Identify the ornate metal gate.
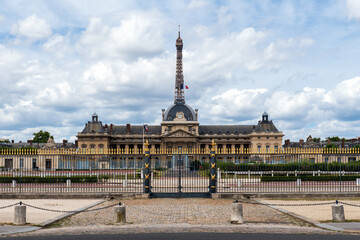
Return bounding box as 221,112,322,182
143,142,214,197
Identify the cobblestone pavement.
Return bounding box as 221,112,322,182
57,198,311,226
9,198,336,236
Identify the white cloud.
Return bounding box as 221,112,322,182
11,14,51,40
347,0,360,20
197,76,360,140
77,11,166,60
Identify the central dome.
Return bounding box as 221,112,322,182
164,103,197,121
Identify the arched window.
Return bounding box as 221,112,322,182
99,144,104,149
81,144,87,149
90,144,95,149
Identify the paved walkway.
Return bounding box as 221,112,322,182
2,198,360,237
0,199,104,236
261,199,360,222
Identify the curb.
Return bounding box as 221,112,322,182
254,199,343,232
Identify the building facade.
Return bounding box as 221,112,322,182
76,31,284,164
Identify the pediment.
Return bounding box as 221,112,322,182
165,129,196,138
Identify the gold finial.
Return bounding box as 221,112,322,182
144,140,149,151
211,139,216,147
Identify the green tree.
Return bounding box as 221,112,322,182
32,130,53,143
312,137,321,142
327,136,340,142
325,143,338,149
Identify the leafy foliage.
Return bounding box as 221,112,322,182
32,130,53,143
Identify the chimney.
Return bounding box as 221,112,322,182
285,139,290,147
27,140,33,147
126,124,131,134
105,124,108,128
299,139,304,147
75,140,78,148
110,124,113,134
162,109,165,120
63,139,68,148
341,138,345,148
195,109,198,120
11,140,14,143
327,138,330,144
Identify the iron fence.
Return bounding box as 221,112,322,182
0,148,360,194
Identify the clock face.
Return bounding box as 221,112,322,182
178,114,183,119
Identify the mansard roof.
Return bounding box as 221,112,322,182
199,125,255,135
112,125,162,135
199,122,279,135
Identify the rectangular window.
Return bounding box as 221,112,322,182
258,145,261,153
5,159,13,170
32,158,37,170
324,157,329,163
20,158,24,169
46,159,52,170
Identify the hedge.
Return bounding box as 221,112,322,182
0,176,98,183
215,162,360,172
261,175,360,182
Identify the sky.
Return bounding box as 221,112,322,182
1,0,360,143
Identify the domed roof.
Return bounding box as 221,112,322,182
164,103,197,121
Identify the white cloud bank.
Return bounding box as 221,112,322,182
347,0,360,20
201,76,360,141
11,14,51,40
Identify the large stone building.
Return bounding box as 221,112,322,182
77,30,284,164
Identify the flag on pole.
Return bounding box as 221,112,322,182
185,85,189,89
143,124,148,132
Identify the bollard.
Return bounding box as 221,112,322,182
14,204,26,225
115,202,126,224
248,170,251,178
332,203,345,222
230,200,244,224
141,169,144,179
356,178,360,186
296,179,301,186
271,170,274,177
237,179,241,187
66,179,71,187
12,180,16,188
123,173,128,187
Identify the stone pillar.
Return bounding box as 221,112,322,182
143,140,151,193
230,201,244,224
209,140,217,193
14,205,26,225
332,204,345,222
66,179,71,187
114,203,126,224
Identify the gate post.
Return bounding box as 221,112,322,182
209,140,217,193
143,140,151,193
